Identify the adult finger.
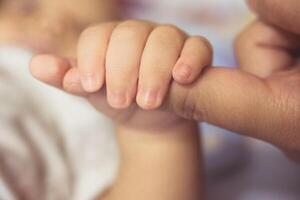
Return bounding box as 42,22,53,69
167,67,300,154
247,0,300,35
235,20,300,78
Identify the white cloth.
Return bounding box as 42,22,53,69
0,46,118,200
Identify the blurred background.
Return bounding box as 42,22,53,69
0,0,299,200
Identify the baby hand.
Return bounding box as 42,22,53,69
76,20,212,109
30,20,212,129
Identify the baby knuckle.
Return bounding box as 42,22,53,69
158,24,183,36
114,25,140,39
191,36,211,48
80,23,116,42
189,36,213,57
152,25,185,43
149,25,184,49
118,20,144,28
80,25,101,39
116,20,153,35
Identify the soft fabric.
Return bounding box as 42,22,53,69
0,46,118,200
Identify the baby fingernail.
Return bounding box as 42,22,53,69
175,64,192,81
139,89,159,109
81,73,100,92
108,91,127,108
68,69,81,83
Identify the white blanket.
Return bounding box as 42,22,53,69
0,46,118,200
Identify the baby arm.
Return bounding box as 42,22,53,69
99,122,204,200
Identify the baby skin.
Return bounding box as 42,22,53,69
30,20,213,200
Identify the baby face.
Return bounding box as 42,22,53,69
0,0,118,56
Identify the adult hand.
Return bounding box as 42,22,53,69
246,0,300,35
168,0,300,160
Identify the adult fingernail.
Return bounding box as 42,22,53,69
81,73,100,92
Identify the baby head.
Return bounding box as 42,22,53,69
0,0,118,56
